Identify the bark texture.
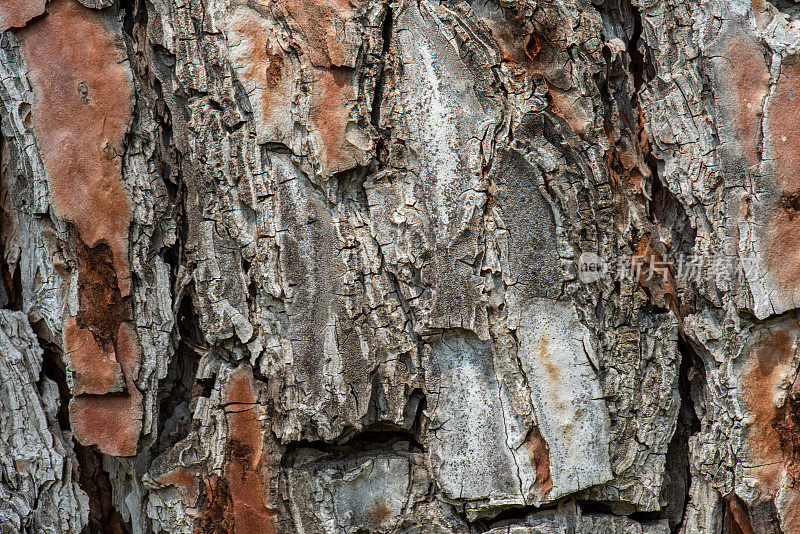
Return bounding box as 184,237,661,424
1,0,799,531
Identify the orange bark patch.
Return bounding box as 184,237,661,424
777,485,800,534
156,466,201,506
65,317,124,395
229,14,286,124
724,494,757,534
156,467,199,488
18,0,143,458
0,0,45,32
538,336,561,383
764,60,800,296
18,0,133,296
548,87,590,135
474,7,534,67
309,67,353,173
770,59,800,192
766,204,800,292
70,322,143,457
524,426,552,498
281,0,352,67
223,367,275,534
742,320,798,495
724,36,769,166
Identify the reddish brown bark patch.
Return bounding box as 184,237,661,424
770,59,800,192
65,317,125,395
309,67,354,173
281,0,352,68
548,87,591,135
766,205,800,293
229,14,286,124
18,0,134,296
764,59,800,295
742,320,799,494
724,494,757,534
0,0,46,32
724,36,769,166
155,466,202,508
222,367,275,534
75,241,129,341
17,1,143,456
524,426,552,498
70,322,143,457
363,501,393,531
631,234,680,317
156,467,199,488
195,476,235,534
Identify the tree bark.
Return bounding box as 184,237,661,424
0,0,797,531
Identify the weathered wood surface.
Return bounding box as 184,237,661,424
1,0,800,532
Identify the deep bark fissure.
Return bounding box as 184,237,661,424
668,336,703,533
74,443,132,534
151,290,204,457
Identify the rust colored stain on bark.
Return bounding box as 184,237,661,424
18,0,134,296
742,321,798,495
538,336,561,384
195,476,235,534
770,60,800,192
524,426,552,498
70,322,143,457
0,0,46,32
724,37,769,167
65,317,125,395
363,501,393,530
310,67,353,173
282,0,352,67
222,367,275,534
548,87,591,135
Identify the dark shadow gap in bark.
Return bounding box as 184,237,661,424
722,492,784,534
473,503,554,532
121,0,148,41
151,287,204,457
665,335,703,533
28,324,131,534
0,249,21,311
370,2,393,131
38,338,71,432
765,0,800,19
281,426,424,468
75,442,132,534
0,135,21,312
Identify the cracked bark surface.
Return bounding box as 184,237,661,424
2,0,800,532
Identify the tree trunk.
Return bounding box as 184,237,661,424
0,0,796,531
